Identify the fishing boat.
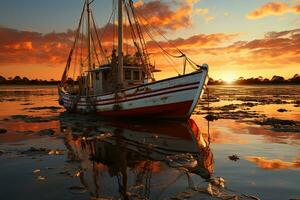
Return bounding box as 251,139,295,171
58,0,209,119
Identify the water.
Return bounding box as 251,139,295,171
0,85,299,200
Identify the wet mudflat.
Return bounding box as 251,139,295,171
0,85,299,200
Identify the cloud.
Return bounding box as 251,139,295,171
0,27,75,65
0,0,201,66
232,29,300,66
247,2,300,19
0,25,239,66
246,156,300,170
184,28,300,71
134,0,196,30
195,8,215,22
147,33,238,51
0,25,299,81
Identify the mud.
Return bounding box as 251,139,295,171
11,115,58,123
256,118,300,132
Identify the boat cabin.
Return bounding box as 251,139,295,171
90,64,146,95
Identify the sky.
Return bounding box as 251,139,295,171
0,0,299,81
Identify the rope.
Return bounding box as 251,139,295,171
91,12,109,63
98,1,117,45
131,3,184,59
112,0,116,50
128,0,202,74
127,2,153,79
206,86,211,145
90,33,101,66
60,1,86,86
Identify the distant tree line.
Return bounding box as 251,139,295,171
208,74,300,85
1,74,300,85
0,75,60,85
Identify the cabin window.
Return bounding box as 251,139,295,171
125,70,131,80
103,72,107,80
96,72,100,80
133,71,140,80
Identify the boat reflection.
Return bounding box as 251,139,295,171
60,117,213,199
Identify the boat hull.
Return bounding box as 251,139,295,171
59,69,208,119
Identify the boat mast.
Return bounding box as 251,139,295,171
117,0,124,87
86,0,92,70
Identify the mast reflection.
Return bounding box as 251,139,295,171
60,117,214,199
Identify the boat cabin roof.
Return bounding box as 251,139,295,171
87,65,143,73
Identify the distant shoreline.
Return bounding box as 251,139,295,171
0,82,59,86
208,83,300,86
1,82,299,86
208,74,300,85
1,74,299,86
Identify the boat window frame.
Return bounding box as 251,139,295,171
133,70,140,80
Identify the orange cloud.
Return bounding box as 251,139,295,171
246,156,300,170
147,33,238,51
134,0,195,30
195,8,215,22
0,27,74,65
247,2,300,19
180,28,300,72
0,25,238,66
0,24,299,81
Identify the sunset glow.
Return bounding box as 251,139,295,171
0,0,299,80
220,72,237,83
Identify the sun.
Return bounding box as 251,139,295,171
221,73,236,83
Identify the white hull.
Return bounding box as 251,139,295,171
59,69,208,119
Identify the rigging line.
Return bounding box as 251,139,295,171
124,3,139,45
186,57,199,70
125,4,150,79
207,86,211,145
133,13,180,76
136,24,152,75
124,12,129,55
137,15,184,60
124,3,142,61
79,14,85,93
91,12,109,63
72,22,81,80
139,19,180,73
90,32,101,66
130,2,198,73
112,0,116,49
72,1,86,52
125,3,155,78
161,52,180,75
98,1,117,41
136,12,179,74
128,2,153,79
128,1,149,54
131,3,184,58
61,1,86,83
127,3,149,60
88,0,95,5
134,11,188,62
80,13,85,73
73,38,79,79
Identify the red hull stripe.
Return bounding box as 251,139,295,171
63,85,198,106
62,81,200,104
94,81,200,103
95,86,198,106
96,100,193,118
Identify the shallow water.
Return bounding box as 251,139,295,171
0,85,299,200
